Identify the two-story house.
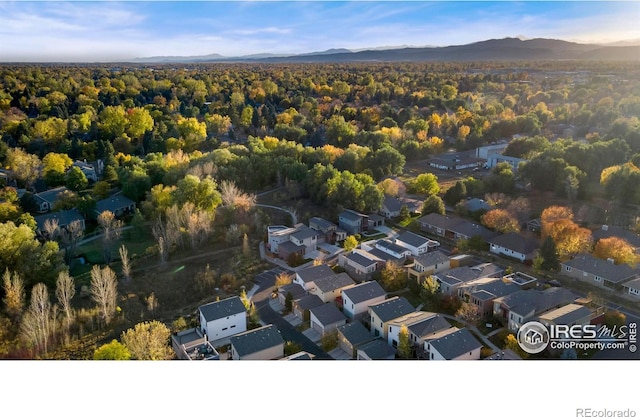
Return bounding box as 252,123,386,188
369,296,415,339
198,296,247,343
407,250,451,284
341,280,387,320
393,231,440,256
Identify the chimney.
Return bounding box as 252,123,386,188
602,225,609,231
607,258,615,264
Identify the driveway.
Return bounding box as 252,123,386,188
303,328,322,344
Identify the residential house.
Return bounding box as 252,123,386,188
538,303,593,328
493,287,578,331
503,272,538,290
418,213,465,238
393,230,440,256
561,253,638,290
198,296,247,343
292,294,324,321
424,327,482,360
457,278,521,316
463,198,491,213
356,339,396,360
72,160,98,182
337,321,377,359
367,213,385,230
171,327,219,360
379,196,423,219
267,223,320,260
309,303,347,337
434,263,504,294
309,217,338,244
369,296,415,339
341,280,387,320
428,154,483,171
339,209,368,235
289,225,319,254
339,249,383,282
94,194,136,218
34,186,70,213
230,324,285,360
386,311,451,350
311,272,355,303
622,277,640,299
488,232,540,263
293,264,335,292
277,282,306,308
267,225,296,254
592,225,640,254
34,209,85,237
370,239,411,261
448,221,496,241
277,241,305,262
407,250,451,284
526,218,542,234
485,153,524,172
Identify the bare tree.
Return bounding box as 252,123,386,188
21,283,51,354
90,265,118,325
43,218,60,241
146,292,159,317
119,245,132,281
2,269,25,322
55,270,75,329
152,220,170,265
220,180,256,211
60,220,84,263
97,211,122,264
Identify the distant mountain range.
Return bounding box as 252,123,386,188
132,37,640,63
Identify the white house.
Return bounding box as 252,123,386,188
386,311,451,349
230,325,285,360
424,327,482,360
198,296,247,343
373,239,412,260
488,232,539,263
622,277,640,299
341,280,387,320
394,231,440,256
369,296,415,339
267,225,296,254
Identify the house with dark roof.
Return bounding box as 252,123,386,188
369,296,415,339
293,264,335,291
357,339,396,360
338,209,368,235
34,209,85,236
337,321,377,359
309,303,347,337
407,250,451,284
311,272,355,303
379,196,423,219
592,225,640,253
309,217,338,244
289,224,319,254
198,296,247,343
434,263,504,294
341,280,387,320
622,277,640,299
292,294,324,321
94,193,136,218
538,303,593,327
489,232,540,263
448,221,497,241
493,287,578,331
560,253,638,290
463,198,491,213
457,278,521,316
425,327,483,360
34,186,70,213
230,324,285,360
277,282,306,308
394,230,440,256
339,249,383,282
371,239,411,260
386,311,451,351
418,213,465,238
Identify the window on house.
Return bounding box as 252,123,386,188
431,353,434,359
222,327,228,331
231,325,236,328
595,276,602,282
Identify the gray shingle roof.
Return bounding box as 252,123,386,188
465,279,521,301
296,264,335,283
538,304,592,325
95,194,135,214
449,221,497,240
429,327,482,359
35,186,70,204
408,314,451,338
562,253,637,283
342,280,386,304
314,272,355,293
593,225,640,248
310,303,346,326
291,225,319,241
345,251,379,269
465,198,491,212
278,283,306,300
340,209,366,222
309,217,336,231
294,294,324,310
414,250,450,267
376,239,410,255
337,321,376,346
396,231,431,248
623,277,640,291
357,339,396,359
435,264,503,286
499,287,577,317
369,296,415,322
199,296,246,322
34,209,84,230
230,324,284,357
489,232,540,254
418,213,465,230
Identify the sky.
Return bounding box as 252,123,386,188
1,1,639,62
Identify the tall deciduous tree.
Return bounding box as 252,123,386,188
538,236,560,271
412,173,440,196
4,148,42,189
2,269,25,322
593,237,637,266
343,235,358,252
21,283,51,354
97,210,122,264
55,270,75,329
422,195,445,215
397,324,412,359
65,166,88,191
90,265,118,325
121,320,174,360
481,209,520,233
119,245,132,281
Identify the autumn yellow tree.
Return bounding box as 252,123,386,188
593,237,638,266
540,205,573,239
547,219,592,257
481,209,520,233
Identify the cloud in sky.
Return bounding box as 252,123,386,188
0,1,638,62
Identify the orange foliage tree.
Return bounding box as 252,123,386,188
593,237,638,266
